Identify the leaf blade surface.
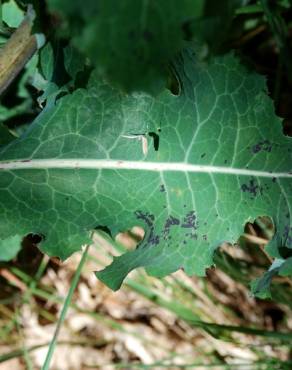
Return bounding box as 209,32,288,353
0,50,291,291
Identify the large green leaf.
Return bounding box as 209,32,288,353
46,0,244,92
47,0,199,92
0,49,291,292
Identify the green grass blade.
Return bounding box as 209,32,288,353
41,244,90,370
125,279,292,341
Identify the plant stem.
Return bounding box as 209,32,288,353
85,358,292,369
41,244,90,370
0,339,107,364
15,306,33,370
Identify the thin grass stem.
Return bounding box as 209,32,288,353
41,244,90,370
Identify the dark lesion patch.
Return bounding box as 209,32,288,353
181,211,199,243
159,184,166,193
181,210,198,229
251,140,273,154
185,232,197,240
134,210,160,247
135,209,201,248
241,178,263,199
163,215,180,240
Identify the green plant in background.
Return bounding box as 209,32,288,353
46,0,246,93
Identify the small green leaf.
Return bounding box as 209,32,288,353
2,0,24,28
251,259,284,299
40,43,54,81
63,45,86,80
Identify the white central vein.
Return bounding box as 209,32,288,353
0,159,291,178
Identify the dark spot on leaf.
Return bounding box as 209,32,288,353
251,140,273,154
272,177,277,183
148,234,160,246
181,211,197,229
135,210,159,246
241,178,262,198
135,210,154,227
159,184,166,193
163,215,180,239
201,153,206,158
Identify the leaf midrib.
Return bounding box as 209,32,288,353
0,159,291,179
